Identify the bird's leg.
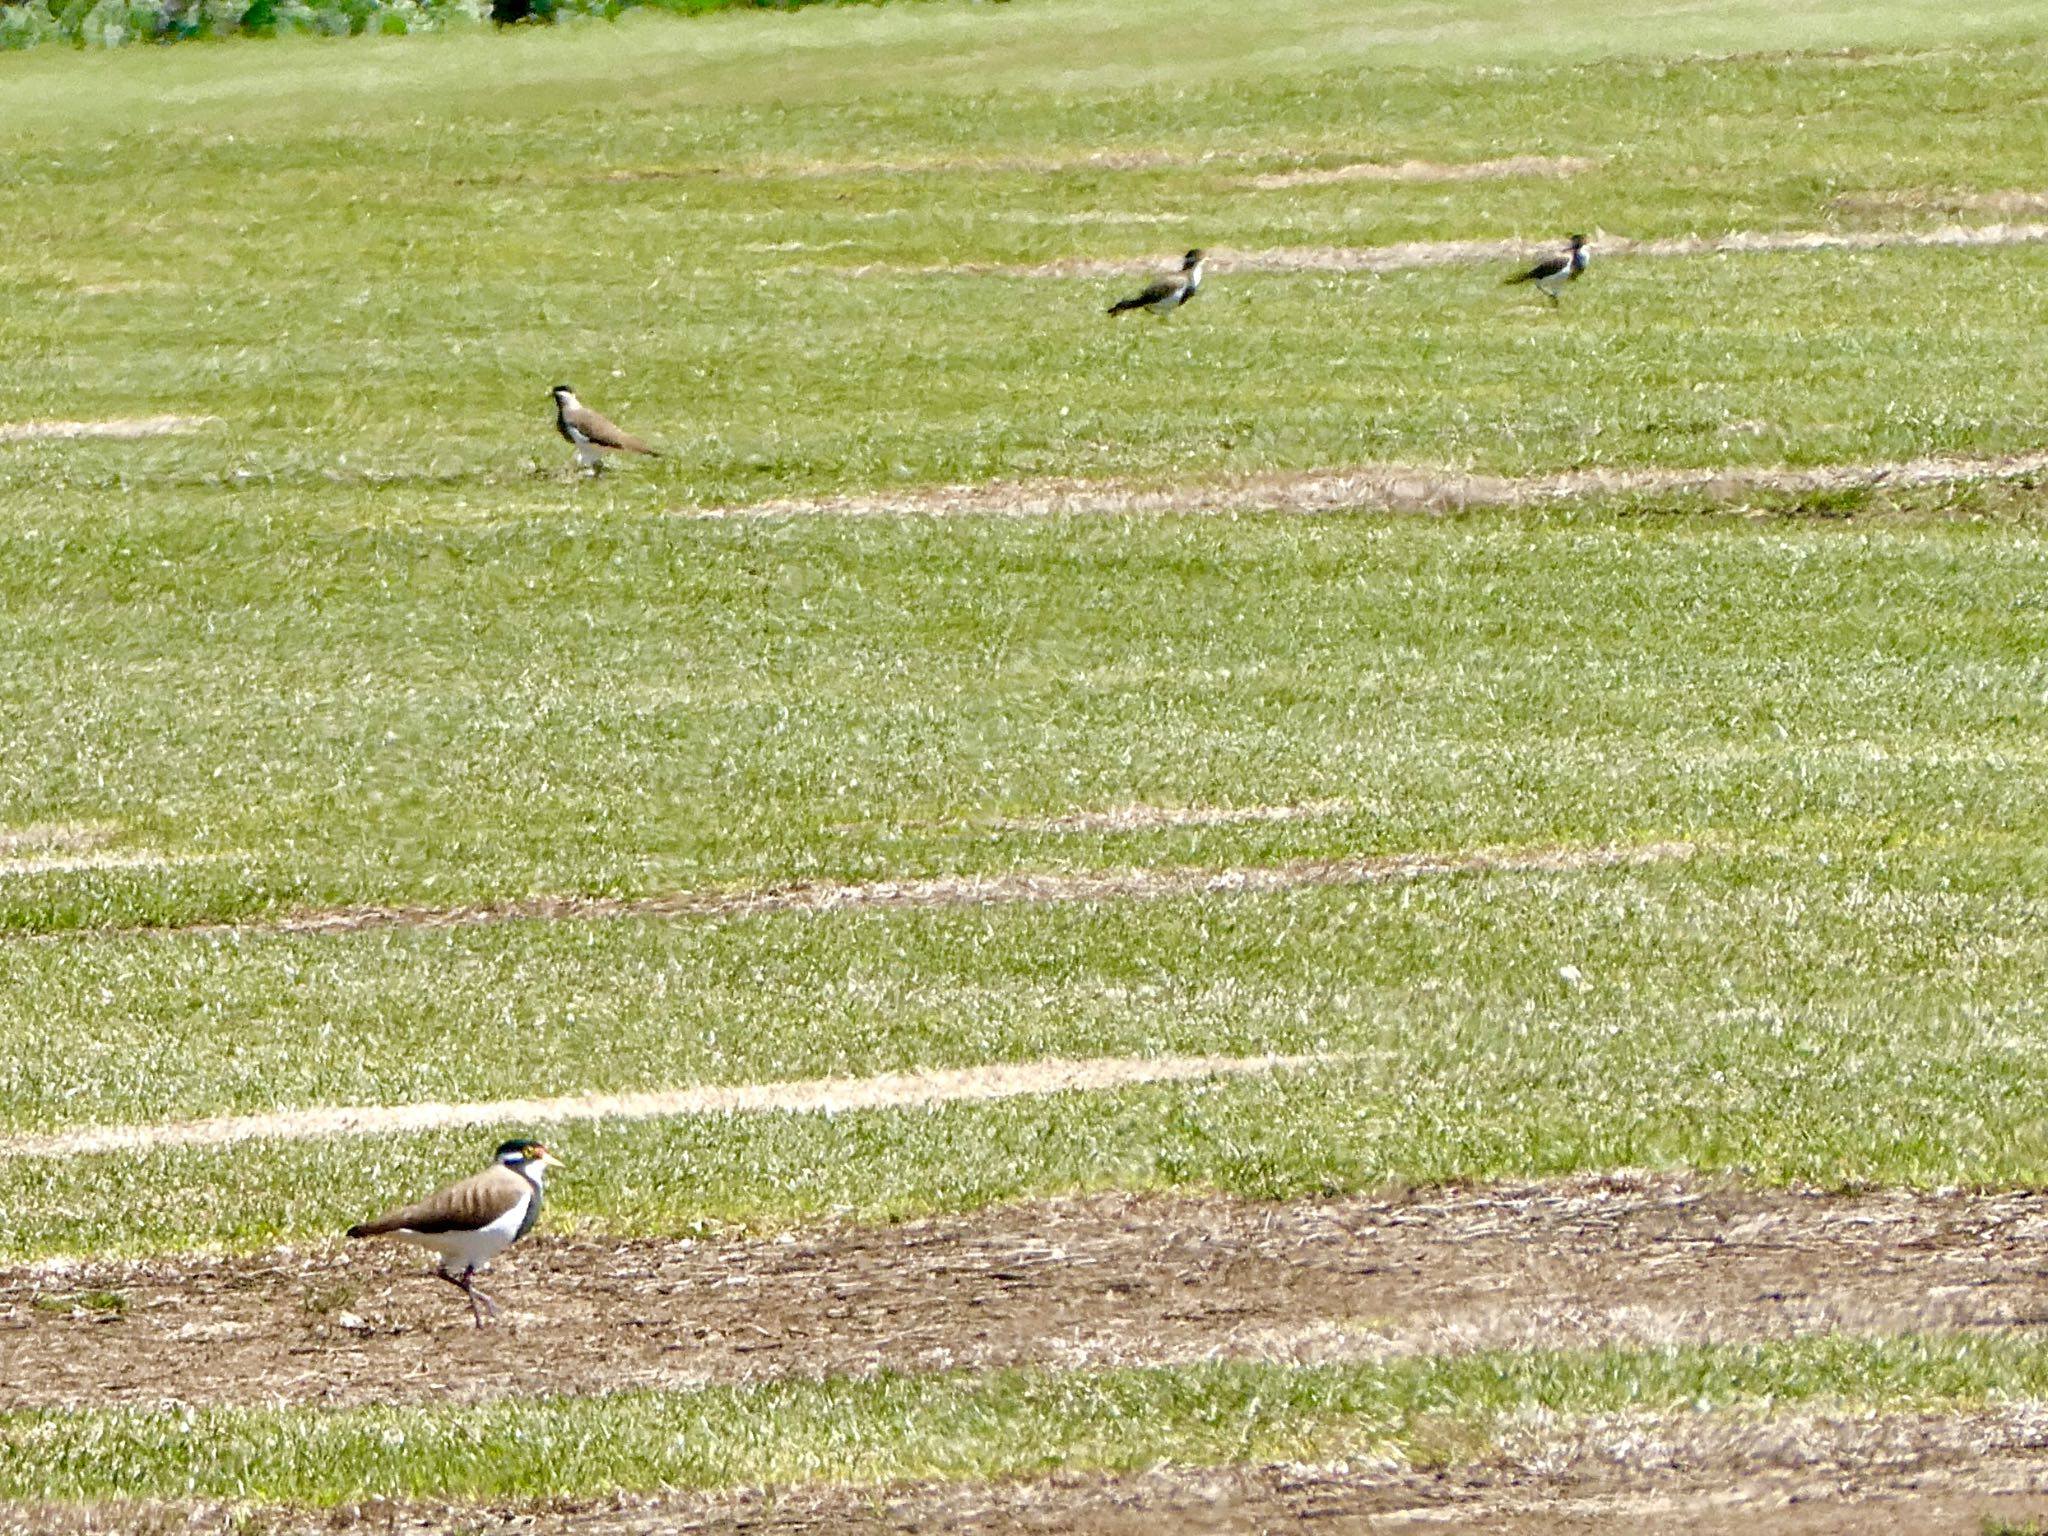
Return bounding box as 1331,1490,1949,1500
432,1265,488,1326
1547,290,1561,308
455,1266,493,1327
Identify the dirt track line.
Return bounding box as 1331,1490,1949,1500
10,1177,2048,1417
73,838,1685,942
890,221,2048,279
694,452,2048,522
0,1050,1345,1160
0,415,217,442
591,151,1590,185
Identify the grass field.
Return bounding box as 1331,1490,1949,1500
7,0,2048,1529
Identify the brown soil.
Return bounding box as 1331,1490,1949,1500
698,452,2048,523
15,1177,2048,1533
0,1049,1337,1159
10,1175,2048,1416
15,1176,2048,1533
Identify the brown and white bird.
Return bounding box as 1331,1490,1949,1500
1505,234,1589,305
346,1139,559,1326
1107,249,1206,317
551,385,658,472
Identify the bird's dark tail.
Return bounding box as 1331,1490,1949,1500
1107,298,1141,315
345,1223,374,1239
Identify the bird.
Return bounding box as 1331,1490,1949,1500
551,385,658,472
1505,234,1588,305
1107,249,1206,317
346,1138,559,1327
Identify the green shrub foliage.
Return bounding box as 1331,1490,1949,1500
0,0,869,48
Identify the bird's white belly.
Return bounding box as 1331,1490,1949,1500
395,1196,529,1274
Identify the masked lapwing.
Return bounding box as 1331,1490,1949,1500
1108,249,1206,317
347,1138,559,1326
1505,234,1588,306
551,385,658,473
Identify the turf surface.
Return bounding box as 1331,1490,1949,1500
9,0,2048,1519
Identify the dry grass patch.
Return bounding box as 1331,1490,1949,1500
0,1050,1340,1159
0,825,120,859
895,222,2048,279
0,824,225,878
988,799,1357,834
0,415,217,443
1243,154,1596,189
694,453,2048,522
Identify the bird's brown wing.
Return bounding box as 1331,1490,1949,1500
348,1163,529,1237
566,404,657,456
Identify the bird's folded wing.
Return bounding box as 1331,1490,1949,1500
569,408,655,455
349,1164,527,1236
1509,256,1566,284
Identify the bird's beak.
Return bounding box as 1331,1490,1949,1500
540,1147,564,1167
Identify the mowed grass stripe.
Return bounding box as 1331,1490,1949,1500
0,1050,1339,1160
9,1336,2048,1505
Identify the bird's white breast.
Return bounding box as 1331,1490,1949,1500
395,1190,532,1274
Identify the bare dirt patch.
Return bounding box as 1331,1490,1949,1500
1244,154,1595,189
894,222,2048,280
9,1176,2048,1416
0,1050,1338,1160
698,453,2048,523
0,415,217,443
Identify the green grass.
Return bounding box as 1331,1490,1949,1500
4,511,2048,932
6,2,2048,503
6,1334,2048,1503
12,954,2048,1254
11,0,2048,1514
